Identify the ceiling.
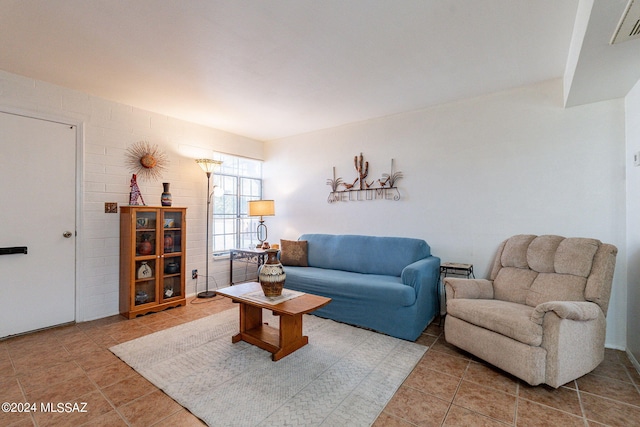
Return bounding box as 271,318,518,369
0,0,639,141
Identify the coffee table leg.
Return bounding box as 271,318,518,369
273,313,308,361
233,303,262,343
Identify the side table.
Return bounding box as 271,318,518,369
229,248,267,285
439,262,475,324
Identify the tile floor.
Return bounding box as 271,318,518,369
1,296,639,427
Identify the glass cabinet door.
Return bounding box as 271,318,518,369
135,210,157,256
134,210,158,305
162,210,182,254
162,256,182,300
161,210,183,301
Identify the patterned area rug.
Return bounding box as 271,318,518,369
110,308,426,426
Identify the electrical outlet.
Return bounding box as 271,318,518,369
192,269,198,279
105,202,118,213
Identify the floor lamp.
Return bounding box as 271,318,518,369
196,158,222,298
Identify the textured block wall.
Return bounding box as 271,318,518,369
0,70,263,321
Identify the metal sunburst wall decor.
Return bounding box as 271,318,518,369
125,141,169,181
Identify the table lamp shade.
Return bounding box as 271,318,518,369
248,200,275,217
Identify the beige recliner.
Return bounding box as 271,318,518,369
444,234,617,388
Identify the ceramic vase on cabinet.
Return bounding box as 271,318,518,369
259,249,286,297
137,234,153,255
164,261,179,275
161,182,172,206
164,233,173,252
137,261,152,279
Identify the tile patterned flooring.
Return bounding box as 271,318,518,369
1,296,639,426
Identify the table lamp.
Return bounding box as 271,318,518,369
248,200,275,247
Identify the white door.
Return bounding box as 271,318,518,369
0,111,76,338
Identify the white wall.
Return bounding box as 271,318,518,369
1,69,629,349
0,70,263,322
625,79,640,365
265,79,628,349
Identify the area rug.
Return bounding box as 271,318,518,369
110,308,427,426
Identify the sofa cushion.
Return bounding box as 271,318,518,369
447,299,542,346
299,234,430,276
284,266,416,307
280,239,308,266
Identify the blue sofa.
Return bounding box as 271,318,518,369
282,234,440,341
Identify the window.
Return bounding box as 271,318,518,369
212,153,263,255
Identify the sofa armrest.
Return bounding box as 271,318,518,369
401,257,440,296
444,278,494,300
531,301,602,325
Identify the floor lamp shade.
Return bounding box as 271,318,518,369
248,200,275,244
196,158,222,174
196,158,222,298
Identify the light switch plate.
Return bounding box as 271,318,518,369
105,202,118,213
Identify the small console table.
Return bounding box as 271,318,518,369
439,262,475,323
440,262,475,280
229,248,267,285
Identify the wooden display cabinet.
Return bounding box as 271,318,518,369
119,206,187,318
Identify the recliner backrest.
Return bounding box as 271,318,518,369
489,234,617,314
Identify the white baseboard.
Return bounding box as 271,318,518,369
627,349,640,375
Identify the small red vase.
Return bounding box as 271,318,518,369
164,234,174,253
137,234,153,255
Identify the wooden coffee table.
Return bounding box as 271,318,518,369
216,282,331,361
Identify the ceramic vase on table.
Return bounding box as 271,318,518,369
259,249,286,297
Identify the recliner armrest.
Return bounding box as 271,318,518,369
444,278,494,300
530,301,602,325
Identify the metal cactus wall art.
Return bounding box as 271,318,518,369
327,153,403,203
354,152,370,190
